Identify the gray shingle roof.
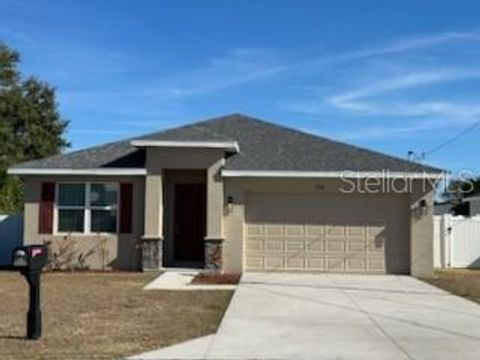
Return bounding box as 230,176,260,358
12,114,443,173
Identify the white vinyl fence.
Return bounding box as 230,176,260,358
434,215,480,268
0,214,23,266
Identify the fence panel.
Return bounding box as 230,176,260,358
450,216,480,268
433,215,442,268
434,215,480,268
0,214,24,266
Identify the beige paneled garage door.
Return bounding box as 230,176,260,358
245,193,409,274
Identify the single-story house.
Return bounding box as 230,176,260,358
463,195,480,216
434,202,454,216
9,114,443,276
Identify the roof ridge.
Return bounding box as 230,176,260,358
218,113,439,172
11,113,444,173
187,124,234,141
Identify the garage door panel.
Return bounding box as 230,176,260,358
285,224,304,237
367,235,385,253
306,225,326,237
346,258,366,272
265,256,284,269
246,256,264,270
326,257,345,271
326,239,345,253
306,239,324,252
285,240,305,252
326,225,345,238
245,193,408,274
265,239,283,253
247,238,264,252
347,239,367,252
246,223,264,237
265,224,284,237
286,256,305,269
307,257,325,270
346,226,366,239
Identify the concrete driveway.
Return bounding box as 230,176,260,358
132,273,480,360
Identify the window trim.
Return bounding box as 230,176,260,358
54,182,119,236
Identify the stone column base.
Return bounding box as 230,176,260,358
141,236,163,271
204,237,224,271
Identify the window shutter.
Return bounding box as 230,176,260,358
120,183,133,233
39,182,55,234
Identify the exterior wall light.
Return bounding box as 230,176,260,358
226,195,234,214
419,199,428,216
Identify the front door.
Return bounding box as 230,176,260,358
174,183,206,263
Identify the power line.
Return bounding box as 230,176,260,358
423,120,480,156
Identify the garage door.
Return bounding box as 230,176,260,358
245,193,409,274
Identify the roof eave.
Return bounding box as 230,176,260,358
221,170,445,179
7,168,147,176
463,196,480,202
130,140,240,153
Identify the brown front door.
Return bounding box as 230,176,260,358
174,183,206,262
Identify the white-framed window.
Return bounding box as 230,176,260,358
55,182,119,234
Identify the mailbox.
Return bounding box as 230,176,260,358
13,245,48,270
12,245,48,340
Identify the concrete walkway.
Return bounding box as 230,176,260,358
132,273,480,360
144,268,236,291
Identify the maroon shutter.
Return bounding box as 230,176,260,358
120,183,133,233
39,182,55,234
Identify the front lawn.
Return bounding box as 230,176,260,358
424,269,480,304
0,272,233,360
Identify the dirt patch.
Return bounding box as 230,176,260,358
191,272,241,285
0,271,232,360
423,269,480,304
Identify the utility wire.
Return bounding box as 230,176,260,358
423,120,480,156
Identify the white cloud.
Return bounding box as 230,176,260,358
326,69,480,116
389,101,480,118
159,30,480,98
156,48,292,98
64,30,480,104
59,48,291,105
341,31,480,60
50,29,480,111
327,98,480,119
298,30,480,74
304,116,479,141
330,69,477,103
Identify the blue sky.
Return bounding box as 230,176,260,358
1,0,480,174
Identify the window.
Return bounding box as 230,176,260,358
90,183,118,233
57,184,85,232
56,183,118,233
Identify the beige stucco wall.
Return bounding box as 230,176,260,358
206,157,225,239
144,173,163,239
23,175,145,270
223,177,435,276
21,166,436,276
143,147,226,268
410,180,435,277
146,148,225,171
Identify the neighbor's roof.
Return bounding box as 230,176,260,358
10,113,443,174
463,195,480,202
434,202,453,215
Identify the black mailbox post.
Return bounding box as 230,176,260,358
12,245,48,340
